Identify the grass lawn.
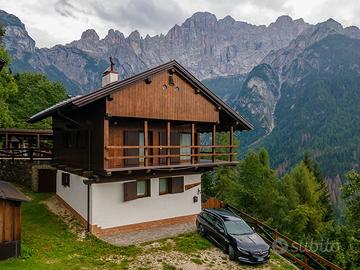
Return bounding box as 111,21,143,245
0,189,296,270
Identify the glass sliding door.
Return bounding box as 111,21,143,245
180,133,191,161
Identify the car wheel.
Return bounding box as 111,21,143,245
198,224,205,236
228,245,236,261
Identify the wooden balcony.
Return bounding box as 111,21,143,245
104,144,238,174
102,119,238,175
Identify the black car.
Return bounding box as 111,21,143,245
196,208,270,264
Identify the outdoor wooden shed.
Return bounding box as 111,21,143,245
0,181,28,260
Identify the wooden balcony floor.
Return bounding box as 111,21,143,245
105,159,238,173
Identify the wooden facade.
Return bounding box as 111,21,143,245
106,70,219,122
28,60,252,180
0,181,28,261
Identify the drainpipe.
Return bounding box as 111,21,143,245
87,182,91,233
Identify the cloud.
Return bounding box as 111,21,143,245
91,0,188,36
54,0,93,18
27,26,64,47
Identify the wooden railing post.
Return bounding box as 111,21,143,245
29,148,33,163
229,126,234,161
197,132,201,163
104,116,109,169
144,120,149,166
166,121,171,165
191,123,195,164
212,125,216,163
5,133,9,148
36,134,40,148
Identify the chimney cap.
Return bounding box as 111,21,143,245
102,56,118,75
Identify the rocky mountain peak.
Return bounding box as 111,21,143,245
316,18,343,33
103,29,124,43
274,15,293,25
182,11,217,29
0,10,35,54
80,29,99,42
128,30,141,41
219,15,236,25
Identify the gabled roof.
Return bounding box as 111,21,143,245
28,60,253,130
0,181,29,202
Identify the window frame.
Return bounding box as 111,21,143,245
214,216,226,233
136,179,150,198
159,177,171,195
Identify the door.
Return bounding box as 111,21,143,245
170,132,180,164
159,132,180,165
38,169,56,192
124,131,140,167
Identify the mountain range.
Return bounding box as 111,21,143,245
0,10,309,94
1,10,359,205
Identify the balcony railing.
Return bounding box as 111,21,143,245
0,148,53,161
105,145,237,169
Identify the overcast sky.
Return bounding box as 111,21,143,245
1,0,359,48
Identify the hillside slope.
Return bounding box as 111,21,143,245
204,27,360,205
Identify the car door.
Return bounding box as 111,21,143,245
199,212,214,236
212,217,229,250
201,213,226,248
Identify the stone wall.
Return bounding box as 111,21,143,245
0,160,34,187
0,160,54,190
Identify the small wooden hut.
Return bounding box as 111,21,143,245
0,181,28,260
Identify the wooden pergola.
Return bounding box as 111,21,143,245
0,128,53,149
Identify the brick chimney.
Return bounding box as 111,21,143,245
102,56,118,87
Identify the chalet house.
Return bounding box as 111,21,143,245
28,60,252,235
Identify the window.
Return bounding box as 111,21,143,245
159,178,171,195
61,172,70,187
139,132,144,163
224,219,254,235
137,179,150,198
214,218,225,232
202,212,216,225
180,133,191,161
124,179,151,201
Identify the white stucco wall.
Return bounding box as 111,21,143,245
91,174,202,229
56,170,88,220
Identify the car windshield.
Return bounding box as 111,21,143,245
224,219,254,235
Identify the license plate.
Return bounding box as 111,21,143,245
257,257,264,262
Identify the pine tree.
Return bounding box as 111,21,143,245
303,151,334,221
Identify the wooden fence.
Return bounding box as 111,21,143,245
0,148,52,162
